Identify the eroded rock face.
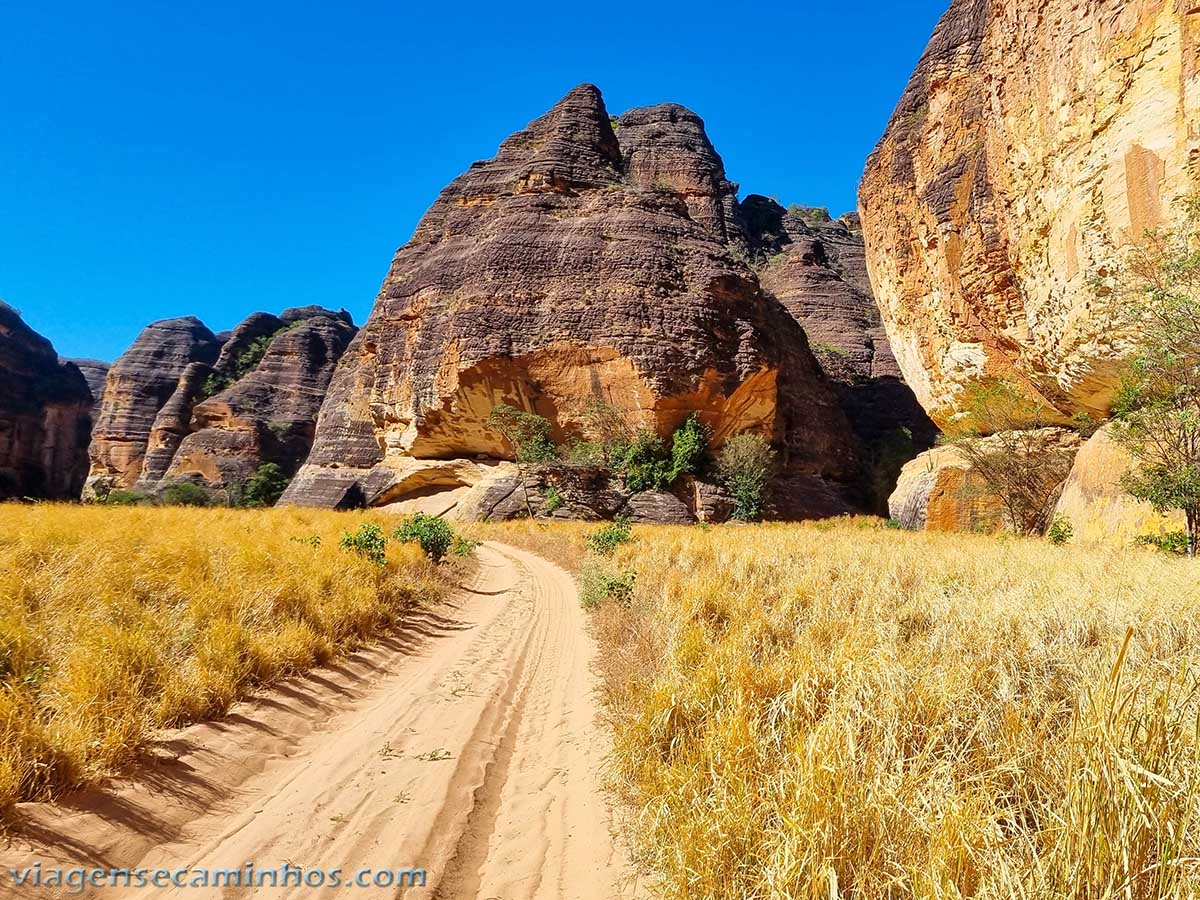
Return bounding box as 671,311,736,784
743,196,938,511
65,359,110,419
859,0,1199,425
283,84,858,511
0,303,94,499
86,317,222,493
86,309,355,496
161,309,356,489
1053,425,1185,544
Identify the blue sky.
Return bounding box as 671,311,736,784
2,0,946,362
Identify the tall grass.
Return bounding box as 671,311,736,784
0,505,443,814
484,519,1200,899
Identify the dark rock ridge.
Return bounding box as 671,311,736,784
64,358,110,419
741,196,938,511
0,302,94,499
85,308,355,496
281,84,862,516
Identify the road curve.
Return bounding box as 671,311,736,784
4,542,644,900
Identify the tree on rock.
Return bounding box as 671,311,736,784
1106,196,1200,556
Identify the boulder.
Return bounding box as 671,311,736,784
889,428,1080,533
0,302,94,499
620,489,695,525
859,0,1199,425
1052,425,1186,545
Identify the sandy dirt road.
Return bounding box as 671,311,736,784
3,543,644,899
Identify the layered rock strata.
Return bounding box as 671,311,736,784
859,0,1200,425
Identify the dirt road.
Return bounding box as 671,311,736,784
4,543,644,899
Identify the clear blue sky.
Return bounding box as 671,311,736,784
2,0,946,362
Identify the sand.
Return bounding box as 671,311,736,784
3,543,644,899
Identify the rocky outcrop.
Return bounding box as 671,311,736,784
159,308,356,489
86,308,355,497
282,84,858,514
743,196,938,511
1053,425,1185,544
890,428,1079,532
889,444,1004,532
859,0,1199,425
65,359,109,419
86,317,222,493
0,303,94,499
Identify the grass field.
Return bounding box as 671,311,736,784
0,505,445,814
481,519,1200,900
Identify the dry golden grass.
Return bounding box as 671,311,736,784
482,518,1200,900
0,504,446,814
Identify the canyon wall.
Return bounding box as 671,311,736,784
860,0,1200,427
0,303,94,499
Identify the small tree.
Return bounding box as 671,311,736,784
717,433,776,521
1103,196,1200,555
668,413,709,482
242,463,290,507
941,380,1073,535
486,404,558,464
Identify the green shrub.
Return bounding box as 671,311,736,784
451,534,480,559
618,430,671,492
486,404,559,464
578,559,635,610
668,414,709,482
586,516,633,556
242,463,290,507
1046,514,1074,546
340,523,388,566
103,489,148,506
1135,531,1190,556
392,513,455,562
289,534,322,549
541,484,564,514
161,482,212,507
717,433,776,521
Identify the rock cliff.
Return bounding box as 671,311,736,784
282,84,860,513
859,0,1200,425
743,196,938,510
86,317,223,493
86,308,355,497
65,358,110,419
0,302,94,499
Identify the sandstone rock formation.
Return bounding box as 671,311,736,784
1053,425,1185,544
889,443,1004,533
86,308,355,496
159,308,356,490
0,303,94,499
743,196,938,510
65,358,110,419
282,84,859,516
890,428,1079,532
859,0,1199,426
86,317,222,493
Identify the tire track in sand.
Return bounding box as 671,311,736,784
2,543,644,900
